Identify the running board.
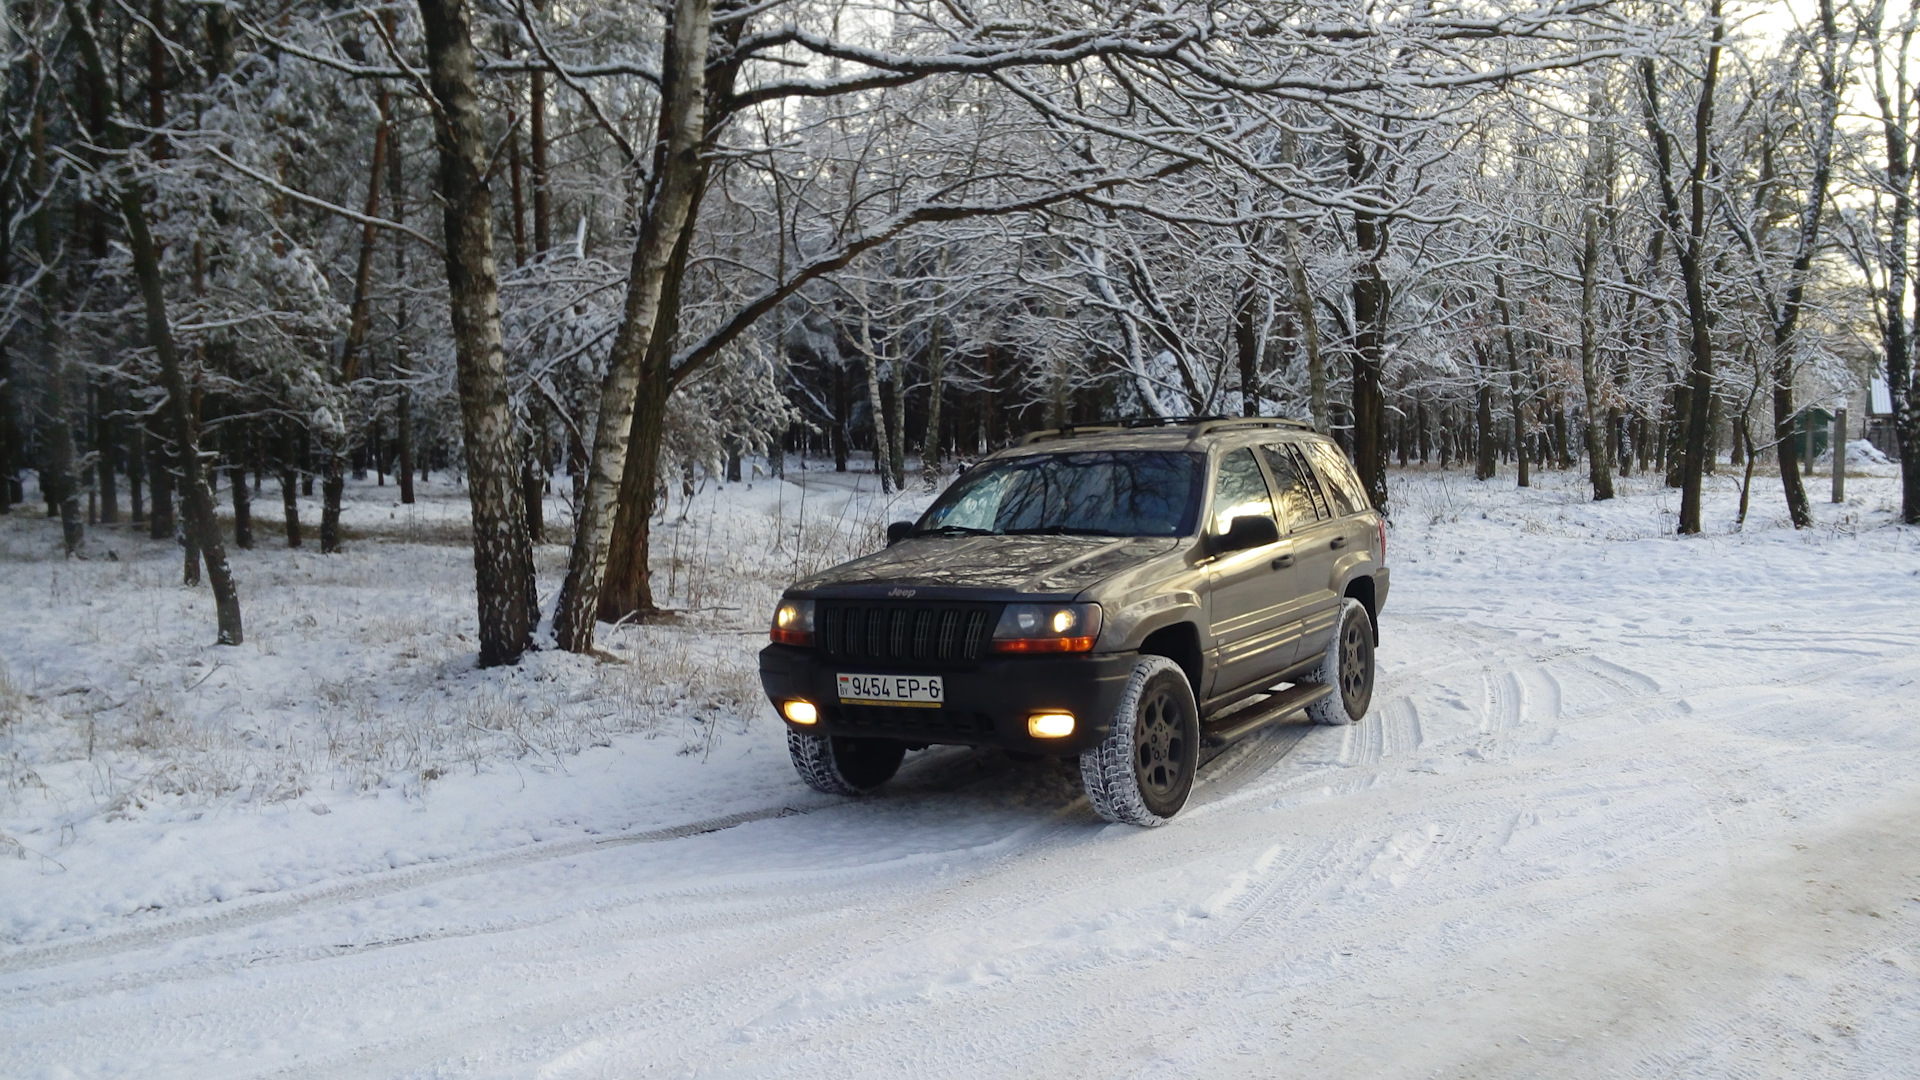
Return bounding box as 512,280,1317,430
1201,683,1333,747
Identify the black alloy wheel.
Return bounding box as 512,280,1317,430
1133,672,1196,816
1337,607,1375,719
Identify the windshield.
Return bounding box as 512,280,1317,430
916,450,1204,538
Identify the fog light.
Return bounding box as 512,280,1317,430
1028,712,1075,738
783,700,819,725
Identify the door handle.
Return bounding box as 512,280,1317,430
1271,554,1295,570
1329,536,1348,550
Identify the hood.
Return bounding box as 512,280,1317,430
791,535,1184,598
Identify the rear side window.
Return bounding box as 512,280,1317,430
1305,442,1368,516
1258,443,1326,532
1211,448,1275,534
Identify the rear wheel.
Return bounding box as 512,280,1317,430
1305,597,1375,726
1080,655,1200,826
788,731,906,795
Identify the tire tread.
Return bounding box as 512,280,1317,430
1080,655,1194,826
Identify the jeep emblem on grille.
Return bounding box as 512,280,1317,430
887,587,917,598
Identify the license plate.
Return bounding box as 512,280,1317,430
837,673,944,708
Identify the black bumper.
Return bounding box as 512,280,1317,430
759,644,1137,756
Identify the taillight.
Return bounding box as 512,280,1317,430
770,599,815,647
990,603,1103,654
1376,518,1387,563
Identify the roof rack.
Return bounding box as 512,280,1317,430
1015,424,1123,446
1017,415,1314,445
1191,416,1316,436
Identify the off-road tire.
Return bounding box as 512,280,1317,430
1080,655,1200,826
788,731,906,795
1305,597,1375,726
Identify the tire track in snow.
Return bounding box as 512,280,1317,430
2,768,1101,1005
1194,717,1317,802
8,717,1335,1002
0,803,828,980
1380,698,1424,758
1482,667,1526,737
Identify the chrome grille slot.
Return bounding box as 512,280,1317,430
816,601,999,666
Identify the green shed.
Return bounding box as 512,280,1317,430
1793,405,1833,463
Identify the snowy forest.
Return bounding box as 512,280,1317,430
10,3,1920,1073
0,0,1914,659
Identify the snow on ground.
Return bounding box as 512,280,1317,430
3,460,1919,1079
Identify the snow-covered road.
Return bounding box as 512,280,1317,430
5,469,1920,1078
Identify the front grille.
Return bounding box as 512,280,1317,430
817,602,997,665
838,705,997,739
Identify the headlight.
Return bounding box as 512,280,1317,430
990,603,1102,654
770,598,815,647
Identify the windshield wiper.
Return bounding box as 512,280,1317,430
1003,525,1127,537
914,524,993,537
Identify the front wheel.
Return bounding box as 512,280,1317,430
1305,597,1375,726
788,731,906,795
1080,655,1200,826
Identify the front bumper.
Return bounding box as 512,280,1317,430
759,644,1137,756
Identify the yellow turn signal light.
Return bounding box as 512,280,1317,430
783,700,819,725
1028,712,1076,739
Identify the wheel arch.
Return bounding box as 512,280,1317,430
1342,573,1379,645
1137,621,1203,694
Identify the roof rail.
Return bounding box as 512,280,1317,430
1016,415,1315,445
1015,424,1123,446
1192,416,1316,436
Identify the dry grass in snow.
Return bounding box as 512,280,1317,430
0,465,925,851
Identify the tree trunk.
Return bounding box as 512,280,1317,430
865,353,894,492
923,295,945,477
1233,277,1260,416
1475,356,1497,481
1494,272,1530,489
389,99,416,507
1639,14,1721,534
599,382,670,620
128,422,146,522
832,363,850,471
507,121,529,266
148,421,175,540
29,86,82,554
320,455,344,552
1736,414,1757,528
65,0,240,641
1281,206,1326,435
397,389,415,504
1343,132,1390,508
551,0,712,652
96,379,119,523
280,424,303,548
531,60,550,255
1578,106,1615,502
417,0,538,665
887,340,906,484
0,184,14,511
1758,0,1840,527
326,88,392,552
229,420,252,549
523,417,545,543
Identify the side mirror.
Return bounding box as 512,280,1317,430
1212,515,1279,555
886,521,915,546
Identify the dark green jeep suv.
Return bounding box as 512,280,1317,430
758,417,1389,825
